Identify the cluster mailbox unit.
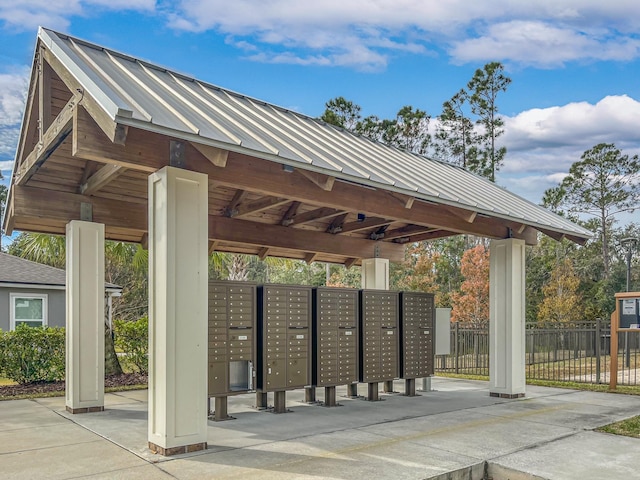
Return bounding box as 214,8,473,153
312,287,360,406
400,291,435,396
207,281,436,417
207,281,257,420
359,290,400,401
256,285,313,413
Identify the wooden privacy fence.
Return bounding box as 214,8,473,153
435,320,640,386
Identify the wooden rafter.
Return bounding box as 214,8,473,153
258,247,270,260
326,213,349,234
288,207,346,226
191,142,228,167
80,164,126,195
304,252,318,264
232,196,290,218
384,224,437,241
280,201,301,226
344,258,358,269
16,95,78,186
297,169,335,191
338,217,391,235
224,189,248,217
394,229,456,244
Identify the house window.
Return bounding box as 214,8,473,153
10,293,48,330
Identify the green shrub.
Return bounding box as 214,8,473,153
114,317,148,374
0,325,66,384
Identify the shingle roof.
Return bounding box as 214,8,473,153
38,27,592,241
0,252,121,290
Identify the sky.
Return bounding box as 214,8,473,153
1,1,640,243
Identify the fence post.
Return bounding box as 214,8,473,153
454,322,459,374
595,318,601,384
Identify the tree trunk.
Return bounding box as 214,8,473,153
105,323,123,375
601,210,609,278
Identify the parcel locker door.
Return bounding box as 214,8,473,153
208,361,228,396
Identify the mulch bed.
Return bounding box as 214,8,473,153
0,373,148,398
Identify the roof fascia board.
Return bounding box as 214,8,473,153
38,27,133,120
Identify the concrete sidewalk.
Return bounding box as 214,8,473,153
1,378,639,479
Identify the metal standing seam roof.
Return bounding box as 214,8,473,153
0,252,121,290
38,27,592,240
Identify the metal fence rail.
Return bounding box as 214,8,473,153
435,320,640,386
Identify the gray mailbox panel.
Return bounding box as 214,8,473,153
258,285,313,392
359,290,399,383
313,287,359,387
208,281,257,397
400,291,435,379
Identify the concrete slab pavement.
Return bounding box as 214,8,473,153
0,378,638,479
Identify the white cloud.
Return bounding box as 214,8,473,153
0,69,28,164
450,21,640,67
503,95,640,155
0,0,155,31
164,1,640,68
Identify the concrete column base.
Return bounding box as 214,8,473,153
490,392,525,399
66,406,104,414
149,442,207,456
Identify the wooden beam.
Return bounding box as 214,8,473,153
209,240,219,254
38,50,52,140
209,216,405,263
232,196,290,218
288,207,346,226
387,191,414,209
339,217,391,234
297,169,335,191
72,106,159,172
344,258,358,269
184,149,540,245
191,142,228,167
79,160,99,186
41,47,126,145
304,252,318,264
16,95,77,186
224,189,248,217
326,213,349,234
385,224,437,241
11,186,405,261
140,233,149,250
280,201,301,226
394,229,457,243
258,247,270,260
446,206,477,223
80,164,126,195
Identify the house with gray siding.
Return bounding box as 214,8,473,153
0,252,121,331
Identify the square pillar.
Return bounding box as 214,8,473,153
65,220,105,413
489,239,526,398
148,166,209,455
361,258,389,290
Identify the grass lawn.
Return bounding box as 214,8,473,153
596,416,640,438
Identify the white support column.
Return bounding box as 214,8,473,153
148,166,209,456
489,238,526,398
65,220,105,413
361,258,389,290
